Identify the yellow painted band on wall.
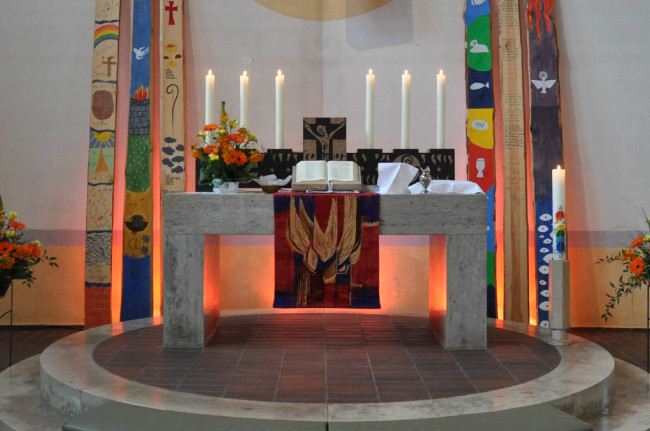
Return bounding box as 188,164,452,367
467,108,494,149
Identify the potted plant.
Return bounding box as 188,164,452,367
598,212,650,320
191,101,264,193
0,194,57,297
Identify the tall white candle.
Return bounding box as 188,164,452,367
436,69,446,149
401,70,411,149
205,69,215,124
365,69,375,149
552,165,567,259
275,70,284,149
240,71,249,128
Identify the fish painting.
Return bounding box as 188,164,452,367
470,82,490,90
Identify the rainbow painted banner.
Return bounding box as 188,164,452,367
527,0,564,327
121,0,153,321
84,0,120,328
465,0,496,318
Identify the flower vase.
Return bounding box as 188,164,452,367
212,179,239,194
0,274,11,299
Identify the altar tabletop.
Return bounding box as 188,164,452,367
163,192,487,349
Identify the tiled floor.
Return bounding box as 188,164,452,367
0,326,80,372
91,313,561,403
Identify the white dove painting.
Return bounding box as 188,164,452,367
532,71,556,94
133,46,150,60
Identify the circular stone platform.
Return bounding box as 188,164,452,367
39,313,615,423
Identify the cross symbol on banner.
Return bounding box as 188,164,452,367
102,56,116,77
165,1,178,25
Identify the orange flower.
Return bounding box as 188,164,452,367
233,151,248,166
631,236,644,248
12,244,34,259
191,148,203,159
620,249,636,262
26,243,41,259
203,124,219,132
222,151,236,165
630,258,645,276
0,255,16,271
249,151,263,163
228,134,245,144
0,242,15,254
8,221,25,230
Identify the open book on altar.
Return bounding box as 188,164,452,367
292,160,362,191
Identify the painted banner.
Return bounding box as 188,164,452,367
161,0,186,208
465,0,497,318
273,193,380,308
497,0,528,323
527,0,564,327
85,0,120,328
121,0,153,321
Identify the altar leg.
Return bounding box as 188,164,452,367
430,233,487,349
163,234,219,347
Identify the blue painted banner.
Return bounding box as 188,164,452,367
527,0,564,327
121,0,153,321
465,0,497,318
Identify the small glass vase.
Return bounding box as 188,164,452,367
212,179,239,194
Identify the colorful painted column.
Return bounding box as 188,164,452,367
161,0,186,205
527,0,564,327
121,0,153,321
84,0,120,328
465,0,497,318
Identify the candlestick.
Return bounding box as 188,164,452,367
401,70,411,149
436,69,446,149
365,69,375,149
275,70,284,149
240,71,249,128
205,69,215,124
552,165,566,259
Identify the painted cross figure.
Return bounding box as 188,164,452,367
102,56,116,77
165,1,178,25
532,71,556,94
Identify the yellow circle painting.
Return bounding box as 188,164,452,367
253,0,394,21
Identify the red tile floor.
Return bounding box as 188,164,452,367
91,313,560,403
2,317,648,404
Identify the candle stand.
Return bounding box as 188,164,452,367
549,259,571,346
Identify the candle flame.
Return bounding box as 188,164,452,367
438,69,443,75
404,70,409,75
368,69,373,75
243,71,247,77
277,69,282,76
208,69,213,76
557,165,561,169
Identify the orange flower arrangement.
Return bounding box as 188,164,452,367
598,213,650,320
0,194,57,288
191,102,264,185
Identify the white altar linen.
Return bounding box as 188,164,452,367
377,163,419,194
408,180,484,195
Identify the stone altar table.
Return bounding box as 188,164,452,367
163,192,487,349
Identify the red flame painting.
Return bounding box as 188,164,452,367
527,0,553,40
134,85,149,101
